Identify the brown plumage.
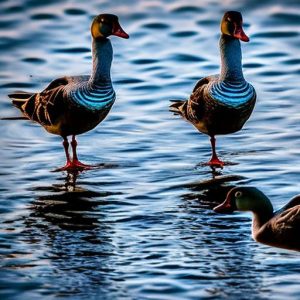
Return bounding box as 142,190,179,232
9,76,111,137
170,11,256,167
171,75,256,135
214,187,300,251
7,14,129,171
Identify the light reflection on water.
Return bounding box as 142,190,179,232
0,0,300,299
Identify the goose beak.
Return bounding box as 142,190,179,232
233,24,249,42
112,22,129,39
213,195,235,213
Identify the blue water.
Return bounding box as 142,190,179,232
1,0,300,299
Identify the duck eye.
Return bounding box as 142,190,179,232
235,191,242,198
227,17,232,22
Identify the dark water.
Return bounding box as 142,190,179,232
1,0,300,299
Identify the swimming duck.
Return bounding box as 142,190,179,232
214,187,300,251
8,14,129,171
170,11,256,167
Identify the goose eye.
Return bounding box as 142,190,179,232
227,17,232,22
235,191,242,198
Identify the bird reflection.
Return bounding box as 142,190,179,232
29,170,119,230
179,171,247,210
21,170,128,297
173,171,265,298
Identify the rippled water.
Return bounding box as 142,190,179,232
1,0,300,299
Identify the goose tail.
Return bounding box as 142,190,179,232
1,116,29,120
169,99,187,116
8,91,33,109
1,91,34,120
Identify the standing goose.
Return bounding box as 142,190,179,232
8,14,129,171
214,187,300,251
170,11,256,167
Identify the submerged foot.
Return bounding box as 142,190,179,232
206,157,225,168
52,160,97,172
72,159,96,170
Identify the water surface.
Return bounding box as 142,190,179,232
1,0,300,299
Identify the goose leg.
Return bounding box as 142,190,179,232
207,136,224,168
53,137,73,171
70,135,94,170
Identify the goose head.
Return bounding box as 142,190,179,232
221,11,249,42
91,14,129,39
214,187,272,214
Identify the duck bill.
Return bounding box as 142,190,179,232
112,22,129,39
213,196,235,213
233,24,249,42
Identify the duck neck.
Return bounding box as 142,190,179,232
219,34,245,83
252,198,274,232
89,37,113,85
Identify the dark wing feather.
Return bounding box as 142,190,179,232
8,92,34,110
185,75,217,123
12,77,70,126
169,100,187,115
169,76,213,121
259,206,300,250
192,76,211,93
272,206,300,240
276,196,300,215
8,91,34,100
43,77,69,91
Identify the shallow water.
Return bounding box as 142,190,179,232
1,0,300,299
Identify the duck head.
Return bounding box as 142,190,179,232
214,187,272,213
221,11,249,42
91,14,129,39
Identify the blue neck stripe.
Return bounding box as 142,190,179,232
209,81,254,107
72,84,115,110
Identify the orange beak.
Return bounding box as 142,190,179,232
112,22,129,39
213,195,235,213
233,23,249,42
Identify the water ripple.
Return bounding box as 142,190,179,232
1,1,300,300
64,8,87,16
30,13,59,20
169,53,206,62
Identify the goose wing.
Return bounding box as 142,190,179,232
267,206,300,250
272,206,300,232
169,75,217,122
9,76,71,126
276,196,300,215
